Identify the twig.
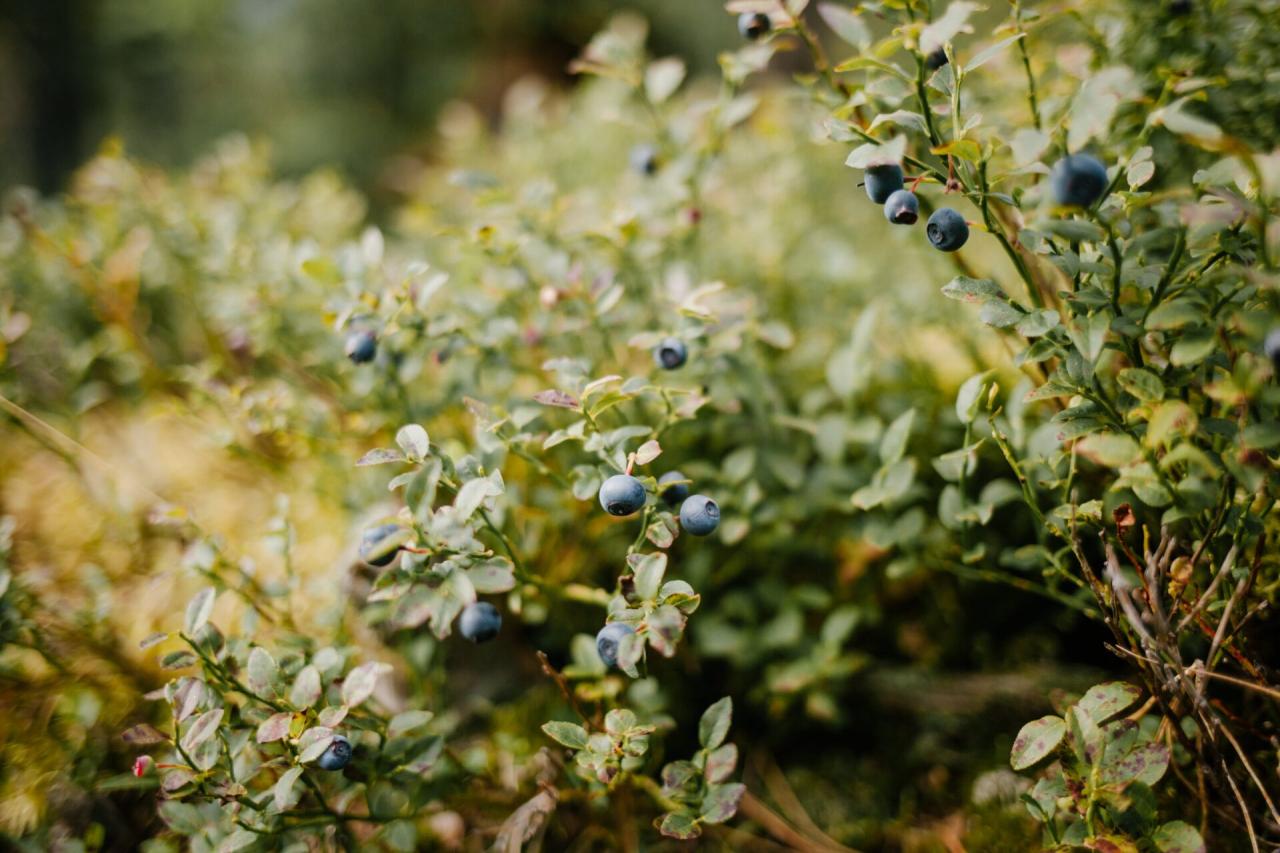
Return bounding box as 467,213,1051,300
535,651,591,727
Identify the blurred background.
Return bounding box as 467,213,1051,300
0,0,737,197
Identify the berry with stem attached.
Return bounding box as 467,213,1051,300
599,474,647,516
864,163,905,204
883,190,919,225
359,523,403,567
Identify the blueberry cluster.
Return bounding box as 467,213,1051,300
860,153,1110,255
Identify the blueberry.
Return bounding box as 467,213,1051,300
864,163,904,204
1265,328,1280,373
316,735,352,771
345,329,377,364
359,523,403,567
1049,154,1109,208
738,12,770,40
925,48,948,70
926,208,969,252
679,494,720,537
596,622,636,668
657,471,690,506
630,143,659,176
883,190,919,225
598,474,646,517
653,337,687,370
458,601,502,643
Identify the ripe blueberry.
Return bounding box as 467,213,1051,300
738,12,770,40
599,474,646,516
630,143,659,176
359,523,403,567
883,190,919,225
679,494,720,536
1265,328,1280,373
459,602,502,643
1049,154,1109,208
926,208,969,252
316,735,352,771
864,163,905,204
925,48,948,70
658,470,690,506
345,329,377,364
596,622,636,668
653,337,687,370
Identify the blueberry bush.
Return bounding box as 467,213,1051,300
1,0,1278,850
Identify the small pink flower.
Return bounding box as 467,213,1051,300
133,755,153,777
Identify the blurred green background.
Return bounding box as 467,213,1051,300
0,0,740,196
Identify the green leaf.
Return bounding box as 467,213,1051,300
395,424,430,462
1098,741,1169,787
297,726,336,762
964,34,1025,73
699,697,733,750
342,661,390,709
387,710,434,740
1117,368,1164,402
247,647,278,696
256,712,293,744
183,587,216,636
541,721,589,750
817,3,870,48
955,372,993,422
290,665,322,710
700,782,746,824
605,708,637,735
644,57,685,104
705,743,738,783
631,552,667,600
1145,300,1203,330
180,708,223,753
941,276,1005,304
1078,432,1141,467
845,136,907,169
1077,681,1142,723
657,812,701,840
1010,715,1066,770
1242,422,1280,450
273,766,304,812
979,300,1025,328
1153,821,1206,853
879,408,915,465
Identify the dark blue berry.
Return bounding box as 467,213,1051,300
679,494,720,536
359,523,403,567
653,337,687,370
599,474,646,517
345,329,377,364
1265,328,1280,373
926,208,969,252
864,163,905,204
630,143,659,176
596,622,636,668
1049,154,1109,208
883,190,919,225
458,602,501,643
925,48,948,70
316,735,352,771
738,12,770,40
657,471,690,506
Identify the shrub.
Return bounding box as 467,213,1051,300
0,0,1277,849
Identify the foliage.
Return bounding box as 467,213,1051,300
1,0,1278,849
